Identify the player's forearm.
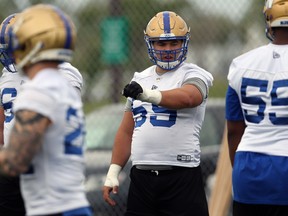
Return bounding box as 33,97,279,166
159,85,203,109
110,132,132,167
0,111,49,176
0,125,42,176
0,148,29,176
123,81,204,109
111,145,131,167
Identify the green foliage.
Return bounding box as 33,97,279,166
209,77,228,98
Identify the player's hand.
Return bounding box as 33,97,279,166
103,184,119,206
103,164,121,206
122,81,143,99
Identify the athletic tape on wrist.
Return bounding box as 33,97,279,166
104,164,122,187
107,164,122,177
138,89,162,105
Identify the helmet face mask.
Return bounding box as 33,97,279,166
0,14,18,72
263,0,288,41
7,4,76,70
144,11,190,71
0,49,17,72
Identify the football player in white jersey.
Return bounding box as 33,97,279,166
0,13,85,216
0,4,92,216
103,11,213,216
0,13,26,216
226,0,288,215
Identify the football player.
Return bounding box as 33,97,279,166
0,5,92,216
226,0,288,215
103,11,213,216
0,13,26,216
0,12,85,216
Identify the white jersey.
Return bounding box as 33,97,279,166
59,62,83,93
129,62,213,167
227,43,288,156
0,68,26,146
0,63,83,146
12,68,88,216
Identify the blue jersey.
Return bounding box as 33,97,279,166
226,43,288,205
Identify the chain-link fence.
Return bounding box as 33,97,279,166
84,98,226,216
0,0,268,104
0,1,268,215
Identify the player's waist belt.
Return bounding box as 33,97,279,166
135,165,176,170
134,165,191,176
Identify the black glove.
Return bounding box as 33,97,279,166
122,81,143,99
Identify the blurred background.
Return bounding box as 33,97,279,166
0,0,267,107
0,0,268,216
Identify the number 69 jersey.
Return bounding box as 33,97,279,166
0,68,26,146
128,62,213,168
226,43,288,156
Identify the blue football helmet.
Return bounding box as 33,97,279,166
144,11,190,71
0,14,18,72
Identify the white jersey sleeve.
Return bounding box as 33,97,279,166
129,62,213,167
58,62,83,93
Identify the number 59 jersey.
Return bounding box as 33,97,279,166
226,43,288,156
129,62,213,168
